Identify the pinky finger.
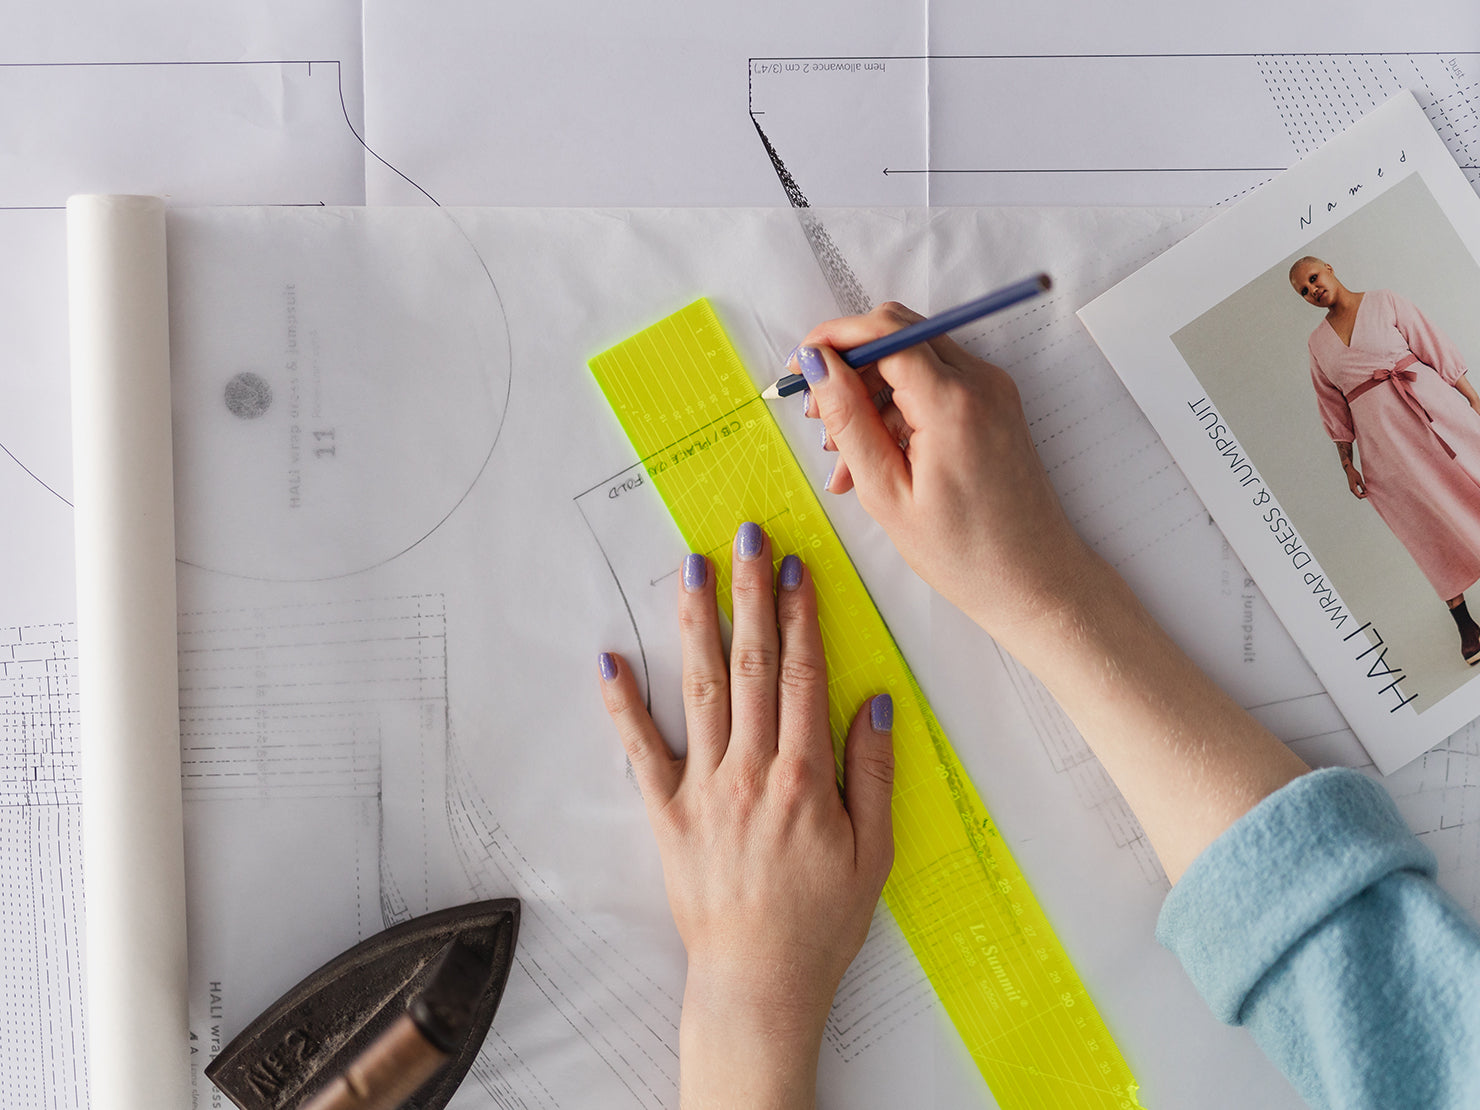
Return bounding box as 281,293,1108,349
598,652,682,807
825,455,855,495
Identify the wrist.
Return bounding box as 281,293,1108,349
964,535,1106,649
680,966,827,1110
983,546,1138,666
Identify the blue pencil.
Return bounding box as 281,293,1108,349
761,272,1052,399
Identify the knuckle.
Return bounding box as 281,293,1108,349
682,670,726,708
777,654,825,695
771,754,814,800
676,604,710,635
941,378,992,428
729,573,773,604
821,398,858,440
935,373,972,408
602,681,638,718
882,408,911,438
724,765,766,810
854,746,896,789
620,728,653,764
990,370,1023,408
730,644,778,681
875,300,919,325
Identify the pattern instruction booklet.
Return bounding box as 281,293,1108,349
1080,93,1480,774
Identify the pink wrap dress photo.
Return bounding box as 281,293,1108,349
1309,289,1480,601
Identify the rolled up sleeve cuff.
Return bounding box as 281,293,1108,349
1155,767,1436,1025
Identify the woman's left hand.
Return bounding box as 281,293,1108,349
599,522,895,1109
1457,373,1480,416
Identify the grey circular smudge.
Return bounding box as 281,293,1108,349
224,372,273,419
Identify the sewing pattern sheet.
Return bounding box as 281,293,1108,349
752,52,1480,206
360,2,1480,207
3,2,1480,1107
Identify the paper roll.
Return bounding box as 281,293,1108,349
68,195,190,1109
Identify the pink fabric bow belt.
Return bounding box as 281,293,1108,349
1346,352,1456,458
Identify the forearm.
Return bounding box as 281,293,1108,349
1335,441,1355,469
991,550,1310,884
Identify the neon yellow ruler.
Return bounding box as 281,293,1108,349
590,299,1143,1109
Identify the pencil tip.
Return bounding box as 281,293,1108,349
760,382,781,400
1038,272,1053,291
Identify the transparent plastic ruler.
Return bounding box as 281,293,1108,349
590,298,1143,1109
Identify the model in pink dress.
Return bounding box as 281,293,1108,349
1292,257,1480,665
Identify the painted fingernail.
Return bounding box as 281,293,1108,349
683,553,707,592
871,693,893,733
797,345,827,384
779,554,803,591
783,344,799,370
599,652,618,682
736,521,763,560
801,388,811,417
819,422,829,449
824,462,837,492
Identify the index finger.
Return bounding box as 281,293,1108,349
796,341,911,514
801,303,926,377
802,301,967,376
801,303,955,429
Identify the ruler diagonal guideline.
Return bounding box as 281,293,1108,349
590,299,1142,1110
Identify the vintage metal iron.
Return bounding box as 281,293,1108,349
206,899,519,1110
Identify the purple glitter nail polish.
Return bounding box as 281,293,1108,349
796,345,827,385
735,521,763,560
779,554,803,591
870,693,893,732
683,553,707,592
598,652,618,681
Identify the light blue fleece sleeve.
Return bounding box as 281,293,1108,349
1156,767,1480,1110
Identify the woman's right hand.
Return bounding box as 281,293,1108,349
1343,463,1367,499
798,304,1313,884
794,303,1098,644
